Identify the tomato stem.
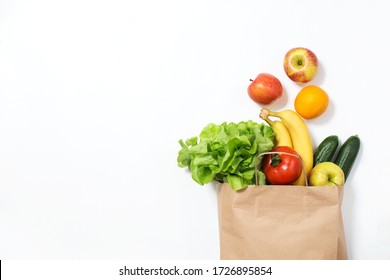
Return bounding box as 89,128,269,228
271,154,281,167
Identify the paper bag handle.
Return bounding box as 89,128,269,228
254,151,308,187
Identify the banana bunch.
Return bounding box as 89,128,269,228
260,108,313,186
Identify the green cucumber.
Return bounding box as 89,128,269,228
314,135,340,166
333,135,360,182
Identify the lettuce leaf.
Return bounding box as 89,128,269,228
177,120,274,190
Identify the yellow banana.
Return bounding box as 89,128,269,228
260,112,293,148
260,108,313,186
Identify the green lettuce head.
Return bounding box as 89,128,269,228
177,120,274,190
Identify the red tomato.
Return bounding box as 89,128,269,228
262,146,302,185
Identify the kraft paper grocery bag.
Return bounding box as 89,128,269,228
216,183,348,260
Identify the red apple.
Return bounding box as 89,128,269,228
247,73,283,105
283,47,318,83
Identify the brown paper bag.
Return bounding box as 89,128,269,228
216,183,348,260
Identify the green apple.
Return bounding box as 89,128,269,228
309,162,345,186
283,47,318,83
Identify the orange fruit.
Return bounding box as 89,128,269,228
294,85,329,119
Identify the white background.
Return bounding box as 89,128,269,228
0,0,389,260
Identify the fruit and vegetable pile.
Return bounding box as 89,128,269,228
177,47,360,190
